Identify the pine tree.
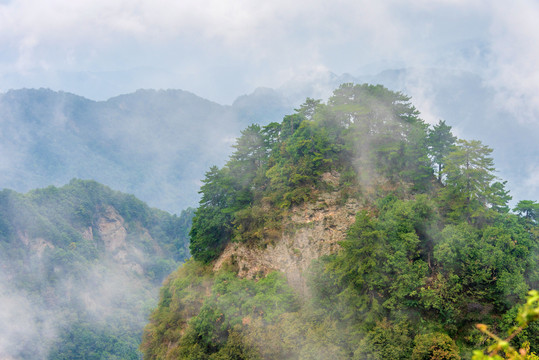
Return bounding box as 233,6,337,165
427,120,457,182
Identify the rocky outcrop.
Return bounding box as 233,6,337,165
15,205,148,275
81,226,94,242
97,206,128,253
95,205,144,275
214,172,360,293
17,231,55,257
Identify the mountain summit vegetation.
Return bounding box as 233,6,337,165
141,84,539,359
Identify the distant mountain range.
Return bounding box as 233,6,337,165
0,87,292,214
0,68,536,215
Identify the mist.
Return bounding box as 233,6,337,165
1,0,537,206
0,88,292,214
0,181,193,359
0,1,538,359
0,272,58,359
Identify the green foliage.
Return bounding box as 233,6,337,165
209,330,261,360
294,97,322,120
432,213,537,316
189,83,437,263
489,181,512,213
303,194,537,358
428,120,457,182
141,260,213,359
48,321,142,360
0,180,194,360
412,333,461,360
322,197,435,323
354,319,414,360
473,290,539,360
147,84,539,360
439,139,505,223
141,261,298,359
514,200,539,222
190,114,341,262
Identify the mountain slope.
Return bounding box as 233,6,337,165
0,179,193,359
141,84,539,360
0,88,292,214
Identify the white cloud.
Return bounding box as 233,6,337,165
0,0,537,120
0,1,407,72
523,164,539,199
0,275,57,359
485,0,539,125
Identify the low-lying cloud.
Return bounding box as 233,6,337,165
0,272,58,359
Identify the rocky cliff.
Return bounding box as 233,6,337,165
214,172,360,293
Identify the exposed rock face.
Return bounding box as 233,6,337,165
214,173,360,293
81,226,94,242
16,205,149,275
97,205,128,253
17,231,55,257
96,205,144,275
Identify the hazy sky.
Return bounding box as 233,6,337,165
0,0,537,106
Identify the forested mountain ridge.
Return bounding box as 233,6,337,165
0,179,194,359
141,84,539,359
0,87,291,214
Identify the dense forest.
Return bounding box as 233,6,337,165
0,179,193,359
141,84,539,359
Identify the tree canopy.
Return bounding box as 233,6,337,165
146,84,539,360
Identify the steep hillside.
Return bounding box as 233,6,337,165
213,174,360,293
0,88,292,213
0,179,193,359
141,84,539,360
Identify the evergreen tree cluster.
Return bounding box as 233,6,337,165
142,84,539,359
189,84,518,264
